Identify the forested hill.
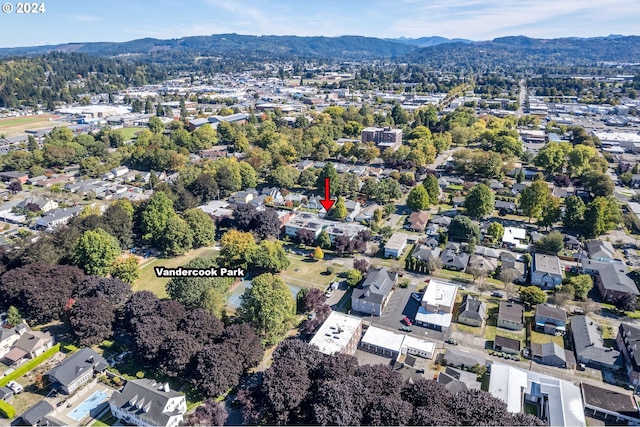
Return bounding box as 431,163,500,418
0,34,416,60
405,35,640,71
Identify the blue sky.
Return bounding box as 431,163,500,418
0,0,638,48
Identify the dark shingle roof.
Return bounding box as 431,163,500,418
109,379,184,426
582,383,639,419
46,348,107,388
495,335,521,351
572,315,622,368
458,295,486,321
619,323,640,372
352,267,397,305
535,305,567,323
498,301,524,324
12,401,54,426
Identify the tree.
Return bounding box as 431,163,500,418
534,141,569,175
8,181,22,194
422,174,440,204
584,196,621,238
345,269,363,287
569,275,593,300
313,246,324,260
166,258,233,309
5,305,21,327
464,184,495,219
518,180,550,221
353,258,370,274
161,216,194,256
238,273,296,345
102,202,134,249
519,286,548,306
296,229,316,246
191,342,243,396
615,294,638,313
220,230,257,269
316,230,332,249
535,231,564,254
190,173,219,203
141,192,176,245
316,163,339,196
248,240,291,273
486,222,504,244
185,400,228,427
538,196,562,229
331,196,348,220
582,171,614,197
269,166,299,189
148,116,164,133
75,228,121,276
69,297,115,346
251,208,281,240
406,185,430,211
182,208,216,248
447,215,481,242
110,256,140,285
563,196,586,230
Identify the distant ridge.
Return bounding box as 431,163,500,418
385,36,472,47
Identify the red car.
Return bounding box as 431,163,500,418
403,316,412,326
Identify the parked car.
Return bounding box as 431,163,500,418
325,290,333,298
445,338,458,345
7,381,23,394
492,292,504,298
416,368,425,374
400,326,413,332
403,316,413,326
411,293,422,302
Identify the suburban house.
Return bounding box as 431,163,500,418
616,323,640,386
407,211,430,231
500,256,526,283
582,383,640,425
443,348,486,370
467,255,498,276
489,363,586,427
0,323,30,359
231,189,258,204
415,280,457,331
0,171,28,184
109,379,187,427
384,232,411,258
531,254,563,289
457,295,487,327
531,342,571,368
581,259,640,302
309,312,363,356
351,267,397,316
411,245,441,266
493,335,521,354
535,305,567,336
46,348,108,394
437,367,481,393
11,401,60,427
502,227,527,249
497,301,525,330
17,197,58,213
35,206,82,229
3,330,54,365
586,239,617,262
440,243,470,271
572,315,622,371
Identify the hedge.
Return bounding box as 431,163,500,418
0,343,61,387
0,400,16,419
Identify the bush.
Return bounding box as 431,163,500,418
135,371,145,379
0,400,16,419
325,266,335,274
399,279,410,288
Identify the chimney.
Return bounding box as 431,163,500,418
163,382,170,392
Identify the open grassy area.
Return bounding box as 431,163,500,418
453,323,483,335
92,412,117,427
484,325,525,343
134,247,220,297
530,330,564,347
281,255,345,289
0,114,67,136
119,126,145,140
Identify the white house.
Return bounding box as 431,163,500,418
109,379,187,427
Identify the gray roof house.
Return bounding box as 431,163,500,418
46,348,108,394
35,207,82,229
582,259,640,302
109,379,187,427
457,295,487,327
497,301,525,331
440,243,469,271
531,342,568,368
572,315,622,371
443,348,487,370
586,239,616,262
11,401,59,427
531,253,563,289
412,245,441,264
351,267,397,316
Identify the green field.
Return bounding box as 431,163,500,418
0,116,50,127
281,255,344,289
119,127,145,140
0,114,67,137
134,247,220,297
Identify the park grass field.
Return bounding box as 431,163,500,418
0,114,67,136
134,247,220,297
119,126,145,140
280,255,344,289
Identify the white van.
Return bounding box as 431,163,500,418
7,381,23,394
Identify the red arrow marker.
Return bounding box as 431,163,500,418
319,177,335,212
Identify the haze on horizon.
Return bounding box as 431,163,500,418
0,0,638,49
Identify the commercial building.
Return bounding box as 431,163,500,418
361,126,403,151
351,267,397,316
309,312,363,356
415,280,457,331
358,326,435,360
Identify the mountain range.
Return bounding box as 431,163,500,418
0,33,639,68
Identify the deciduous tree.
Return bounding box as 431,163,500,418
406,184,430,212
74,228,121,276
464,184,495,219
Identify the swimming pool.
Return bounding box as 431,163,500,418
67,390,110,422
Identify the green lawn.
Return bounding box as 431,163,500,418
0,116,50,126
119,126,145,140
530,330,564,347
92,412,117,427
484,325,525,343
454,323,483,335
134,247,220,297
281,255,345,289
